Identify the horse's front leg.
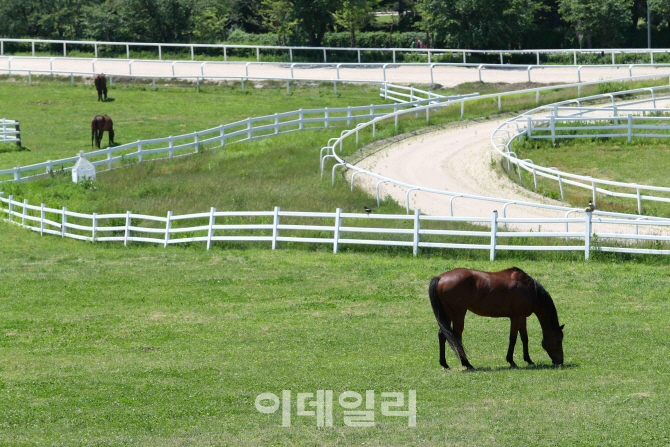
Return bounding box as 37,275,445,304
520,318,534,365
506,318,522,368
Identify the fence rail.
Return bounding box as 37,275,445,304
491,86,670,214
5,55,670,85
0,118,20,145
3,37,670,65
3,194,669,258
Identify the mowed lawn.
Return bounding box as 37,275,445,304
0,223,669,446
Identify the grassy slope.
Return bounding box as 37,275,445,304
0,77,385,168
0,224,668,446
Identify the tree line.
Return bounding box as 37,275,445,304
2,0,670,49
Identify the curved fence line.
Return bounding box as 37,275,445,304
490,86,670,214
4,69,670,257
2,37,670,65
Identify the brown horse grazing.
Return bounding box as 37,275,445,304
91,115,114,148
428,267,564,370
94,74,107,102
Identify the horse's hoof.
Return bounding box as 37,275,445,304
526,361,535,366
509,363,518,369
465,366,476,371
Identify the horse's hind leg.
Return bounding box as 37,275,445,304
520,318,534,365
438,330,449,369
452,316,474,370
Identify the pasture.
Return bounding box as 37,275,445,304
0,224,669,445
1,76,669,445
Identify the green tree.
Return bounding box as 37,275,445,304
332,0,378,47
558,0,633,47
293,0,338,46
260,0,299,45
193,0,232,42
416,0,545,49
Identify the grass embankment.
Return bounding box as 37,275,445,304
502,117,670,217
0,224,668,445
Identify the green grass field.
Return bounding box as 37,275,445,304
0,224,669,445
1,77,670,445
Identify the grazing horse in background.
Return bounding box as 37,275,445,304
91,115,114,148
94,74,107,102
428,267,564,370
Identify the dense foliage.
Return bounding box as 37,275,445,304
0,0,667,49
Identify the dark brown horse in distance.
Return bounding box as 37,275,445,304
94,74,107,101
91,115,114,148
429,267,564,370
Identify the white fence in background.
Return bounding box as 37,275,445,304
5,55,670,85
2,37,670,65
0,119,20,144
491,86,670,214
3,194,669,258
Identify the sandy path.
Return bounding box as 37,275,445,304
2,57,670,87
349,117,668,236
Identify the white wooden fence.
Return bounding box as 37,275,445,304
0,118,20,144
3,37,670,65
4,193,668,259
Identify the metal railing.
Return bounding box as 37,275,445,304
3,37,670,65
490,86,670,214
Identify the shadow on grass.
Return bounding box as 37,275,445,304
458,362,579,373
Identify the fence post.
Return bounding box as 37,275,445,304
394,106,398,131
124,211,130,246
62,206,67,237
299,109,304,130
333,208,341,254
347,107,352,126
627,113,632,143
14,166,20,182
220,125,226,147
498,95,501,111
8,195,12,223
40,203,45,236
426,106,430,124
207,207,216,250
461,101,464,118
22,199,27,226
372,121,376,138
409,208,422,257
490,210,498,261
274,113,279,135
194,132,200,153
272,206,280,250
637,187,642,214
584,211,592,260
107,147,113,170
527,115,532,138
247,118,252,140
325,108,329,128
164,211,172,248
550,114,556,144
92,213,97,241
138,141,143,162
169,136,174,158
592,181,597,208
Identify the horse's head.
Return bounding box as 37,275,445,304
542,324,564,365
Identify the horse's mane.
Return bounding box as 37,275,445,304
512,267,561,331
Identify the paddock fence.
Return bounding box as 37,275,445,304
2,193,669,259
490,86,670,214
3,37,670,65
0,119,20,145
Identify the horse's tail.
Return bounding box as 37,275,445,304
428,276,467,359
